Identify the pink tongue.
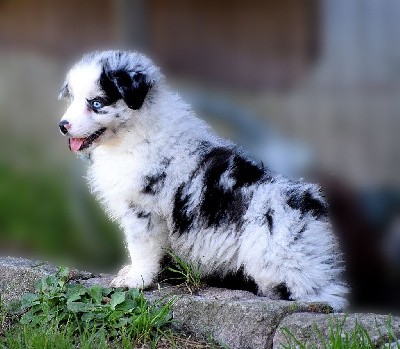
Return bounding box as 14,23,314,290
69,138,85,152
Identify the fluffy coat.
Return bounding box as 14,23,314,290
59,50,348,310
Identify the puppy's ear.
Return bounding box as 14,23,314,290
109,70,152,110
58,82,70,100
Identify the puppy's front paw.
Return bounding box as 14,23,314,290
110,265,153,289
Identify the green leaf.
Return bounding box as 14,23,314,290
57,267,69,287
46,275,58,287
66,301,94,313
114,317,130,328
126,288,140,299
110,291,126,310
108,310,124,322
57,266,69,279
35,277,47,292
115,299,137,312
88,286,103,304
101,287,113,297
66,284,86,302
21,293,40,309
81,311,95,323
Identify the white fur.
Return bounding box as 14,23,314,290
59,50,348,310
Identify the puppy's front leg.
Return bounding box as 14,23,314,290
111,209,166,289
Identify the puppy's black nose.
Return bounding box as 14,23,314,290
59,120,70,134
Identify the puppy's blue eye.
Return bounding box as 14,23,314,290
91,100,103,109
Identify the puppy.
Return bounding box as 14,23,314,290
58,50,348,310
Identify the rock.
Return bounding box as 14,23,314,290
0,256,58,305
1,256,399,349
273,313,400,348
0,256,95,305
169,288,331,349
171,290,285,349
382,340,400,349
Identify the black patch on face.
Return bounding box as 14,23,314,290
142,172,166,195
265,209,274,233
99,68,122,105
109,70,152,110
172,183,195,235
86,97,110,114
287,188,329,219
94,109,108,115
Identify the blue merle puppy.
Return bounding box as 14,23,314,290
58,50,348,310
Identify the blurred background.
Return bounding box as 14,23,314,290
0,0,399,312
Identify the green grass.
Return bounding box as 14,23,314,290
1,321,109,349
280,316,400,349
0,268,174,348
165,251,203,295
0,162,124,270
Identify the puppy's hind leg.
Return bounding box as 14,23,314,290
243,242,348,311
111,210,167,289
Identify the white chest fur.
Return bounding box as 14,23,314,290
88,147,147,221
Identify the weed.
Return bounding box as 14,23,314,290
288,302,300,312
165,251,203,294
280,315,400,349
1,267,174,348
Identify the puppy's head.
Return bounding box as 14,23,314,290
58,50,160,153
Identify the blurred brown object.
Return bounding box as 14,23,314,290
0,0,320,88
320,175,399,313
149,0,320,89
0,0,117,57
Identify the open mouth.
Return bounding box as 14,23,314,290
68,128,107,152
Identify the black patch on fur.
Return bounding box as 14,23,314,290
287,188,328,219
137,210,151,219
136,210,152,230
172,146,268,234
190,140,212,156
198,147,267,228
109,70,152,110
230,154,266,189
172,183,195,235
293,225,307,242
204,266,258,294
265,209,274,233
273,283,292,301
199,147,247,228
142,158,171,195
142,172,166,195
